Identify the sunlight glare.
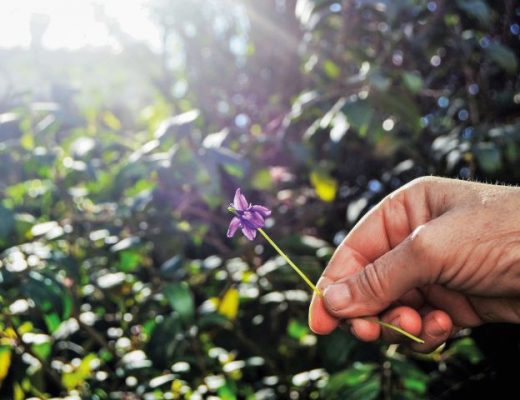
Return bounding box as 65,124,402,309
0,0,159,50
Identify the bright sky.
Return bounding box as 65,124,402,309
0,0,160,50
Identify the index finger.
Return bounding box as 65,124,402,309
309,245,368,334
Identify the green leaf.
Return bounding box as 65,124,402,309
163,282,195,323
456,0,491,27
32,341,52,361
160,255,186,280
44,313,62,334
402,376,427,393
323,60,341,79
147,314,182,368
62,354,98,390
402,72,423,94
118,250,142,272
251,168,273,191
342,100,373,137
391,359,429,394
288,319,310,341
486,42,518,75
340,364,375,386
198,313,232,329
23,272,72,333
0,204,14,240
218,381,237,400
322,363,380,400
449,337,484,364
369,71,391,92
505,140,520,164
345,375,381,400
318,329,356,368
473,142,502,174
13,213,35,239
372,91,421,134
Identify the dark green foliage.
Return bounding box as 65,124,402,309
0,0,519,398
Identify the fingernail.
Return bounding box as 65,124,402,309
324,283,350,311
428,319,446,337
350,325,358,337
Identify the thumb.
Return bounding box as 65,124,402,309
323,225,434,318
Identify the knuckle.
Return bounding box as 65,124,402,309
409,176,436,188
361,261,388,299
382,191,402,213
408,224,431,257
406,176,440,199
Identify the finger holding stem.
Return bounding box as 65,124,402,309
258,228,423,344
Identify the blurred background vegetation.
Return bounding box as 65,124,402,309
0,0,519,399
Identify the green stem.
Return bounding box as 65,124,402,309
257,228,424,344
257,228,321,296
372,319,425,344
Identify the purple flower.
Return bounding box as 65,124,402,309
227,188,271,241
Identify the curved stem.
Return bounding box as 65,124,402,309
257,228,321,296
371,319,424,344
257,228,424,344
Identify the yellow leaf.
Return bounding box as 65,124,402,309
14,382,24,400
20,132,34,150
0,328,17,346
4,328,17,339
217,288,239,320
0,346,12,388
103,111,121,130
310,170,338,202
62,353,97,390
208,297,220,308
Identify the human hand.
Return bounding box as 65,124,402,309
309,177,520,352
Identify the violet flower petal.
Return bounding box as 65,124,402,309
242,225,257,241
241,211,264,228
250,205,271,217
233,188,249,211
227,217,241,238
227,189,271,241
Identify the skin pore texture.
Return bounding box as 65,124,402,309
308,177,520,352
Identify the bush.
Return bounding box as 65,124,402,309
0,0,519,398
